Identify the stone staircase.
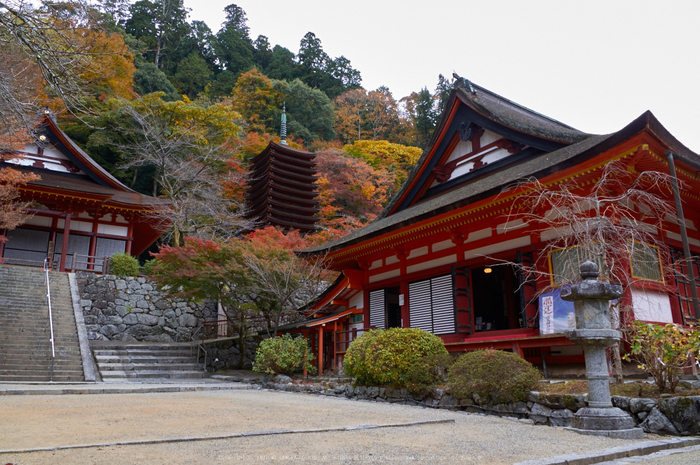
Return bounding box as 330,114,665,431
91,341,209,382
0,265,85,382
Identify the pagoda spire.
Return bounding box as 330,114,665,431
280,102,288,146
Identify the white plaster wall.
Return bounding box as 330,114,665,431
631,288,674,323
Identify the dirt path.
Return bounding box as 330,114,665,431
0,388,653,464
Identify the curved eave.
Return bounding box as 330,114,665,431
269,205,320,222
268,196,320,213
42,116,134,192
250,158,316,179
383,83,592,218
249,141,316,164
265,215,318,231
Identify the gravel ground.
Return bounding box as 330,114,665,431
0,387,683,465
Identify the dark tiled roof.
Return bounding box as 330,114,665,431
454,84,589,144
380,83,591,220
23,170,171,207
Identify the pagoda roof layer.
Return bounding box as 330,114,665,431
249,141,316,164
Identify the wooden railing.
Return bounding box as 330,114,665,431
62,252,111,274
335,327,370,354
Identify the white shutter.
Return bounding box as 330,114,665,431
409,280,432,332
431,275,455,334
369,289,385,329
408,274,456,335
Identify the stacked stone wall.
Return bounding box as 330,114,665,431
261,378,700,436
77,272,215,343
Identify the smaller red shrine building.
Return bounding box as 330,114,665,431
245,141,320,234
0,112,170,271
292,79,700,376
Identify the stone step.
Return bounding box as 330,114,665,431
0,266,85,382
92,341,208,382
100,370,206,379
97,362,202,371
0,372,85,383
95,355,196,364
92,347,193,357
0,361,84,369
0,354,82,362
0,338,80,347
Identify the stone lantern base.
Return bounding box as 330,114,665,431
567,407,644,439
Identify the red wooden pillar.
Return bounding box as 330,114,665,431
318,325,324,376
88,213,99,270
396,246,410,328
332,320,338,370
0,229,6,262
358,260,371,329
59,213,71,272
400,281,409,328
125,220,134,255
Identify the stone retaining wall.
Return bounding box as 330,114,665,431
203,337,261,371
76,273,215,343
261,378,700,436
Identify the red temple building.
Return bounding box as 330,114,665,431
0,112,170,272
291,79,700,376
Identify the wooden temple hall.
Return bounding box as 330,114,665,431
245,107,320,233
287,78,700,376
0,112,170,272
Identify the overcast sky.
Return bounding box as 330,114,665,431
183,0,700,152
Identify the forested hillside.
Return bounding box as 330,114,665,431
2,1,454,248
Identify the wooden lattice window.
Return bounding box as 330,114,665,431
629,241,664,283
548,245,605,286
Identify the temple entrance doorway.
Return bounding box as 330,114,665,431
471,264,522,332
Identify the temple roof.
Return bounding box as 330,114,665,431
20,170,172,208
450,81,588,145
4,113,171,209
299,107,700,258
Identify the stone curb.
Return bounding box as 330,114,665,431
0,419,455,455
514,437,700,465
0,383,253,396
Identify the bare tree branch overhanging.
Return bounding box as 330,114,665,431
0,1,98,126
103,94,252,243
496,161,682,381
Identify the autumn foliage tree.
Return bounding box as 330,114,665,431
315,149,398,230
149,229,331,356
333,87,402,143
89,93,246,244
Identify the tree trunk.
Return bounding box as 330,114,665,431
237,312,247,369
130,166,139,188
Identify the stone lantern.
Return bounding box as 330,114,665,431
561,261,643,439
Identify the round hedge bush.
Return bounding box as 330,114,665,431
447,349,541,404
343,328,448,388
405,352,454,396
109,252,140,277
253,334,316,375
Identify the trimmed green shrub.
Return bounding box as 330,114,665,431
141,258,157,277
405,352,454,396
448,349,541,404
343,328,448,388
253,334,316,375
109,252,140,277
